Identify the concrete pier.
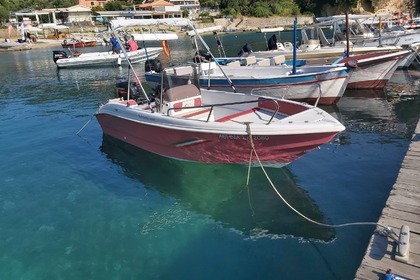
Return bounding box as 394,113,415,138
355,119,420,279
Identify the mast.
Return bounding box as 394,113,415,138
292,17,297,75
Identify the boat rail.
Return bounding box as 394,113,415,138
250,83,323,107
166,97,280,124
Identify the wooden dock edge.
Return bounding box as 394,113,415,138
355,119,420,280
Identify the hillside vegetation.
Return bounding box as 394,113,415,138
0,0,418,22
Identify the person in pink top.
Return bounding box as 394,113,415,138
127,35,138,52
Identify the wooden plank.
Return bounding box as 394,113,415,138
397,168,420,180
386,202,420,215
379,216,420,235
395,176,420,187
402,157,420,166
357,257,420,279
392,183,420,193
402,161,420,170
408,142,420,152
382,208,420,224
404,154,420,161
360,253,420,275
390,189,420,200
387,195,420,207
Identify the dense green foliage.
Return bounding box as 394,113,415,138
1,0,76,21
1,0,418,23
216,0,302,17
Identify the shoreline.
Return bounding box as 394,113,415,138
29,39,63,49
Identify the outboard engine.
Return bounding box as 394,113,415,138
144,59,162,73
267,34,277,51
53,50,68,63
115,80,141,101
237,43,253,56
193,49,212,63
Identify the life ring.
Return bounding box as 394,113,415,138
162,40,170,57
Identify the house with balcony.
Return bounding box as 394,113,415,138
169,0,200,13
77,0,109,8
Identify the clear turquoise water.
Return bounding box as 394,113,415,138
0,34,419,279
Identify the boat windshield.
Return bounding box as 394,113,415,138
161,64,200,93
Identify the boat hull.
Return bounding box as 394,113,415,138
96,112,338,167
96,87,344,167
338,50,411,89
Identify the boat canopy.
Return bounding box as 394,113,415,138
186,25,223,36
132,33,178,41
110,18,192,30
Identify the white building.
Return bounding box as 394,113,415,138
169,0,200,13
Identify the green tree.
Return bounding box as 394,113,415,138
293,0,315,14
200,0,219,9
251,2,272,17
272,0,300,15
182,9,189,18
0,6,9,22
105,1,123,11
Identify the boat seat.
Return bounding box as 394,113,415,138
283,42,293,49
226,60,240,67
272,55,286,65
164,84,200,102
174,66,193,76
244,56,257,66
162,84,202,116
257,59,270,66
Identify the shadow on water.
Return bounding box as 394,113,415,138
99,134,336,242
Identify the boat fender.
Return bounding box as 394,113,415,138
162,40,170,57
117,57,122,66
344,60,357,68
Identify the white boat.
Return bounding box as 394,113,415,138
145,61,352,105
315,14,420,47
241,31,405,61
186,25,223,36
53,47,162,68
95,18,346,167
52,31,179,69
145,19,353,106
0,41,31,51
207,27,408,85
259,27,285,33
209,48,411,90
333,49,412,89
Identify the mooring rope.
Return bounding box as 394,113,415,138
76,115,93,135
244,122,394,232
246,149,256,217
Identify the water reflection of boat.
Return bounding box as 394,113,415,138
385,69,420,96
339,90,392,117
100,135,335,241
337,90,397,133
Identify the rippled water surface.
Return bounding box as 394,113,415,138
0,34,419,279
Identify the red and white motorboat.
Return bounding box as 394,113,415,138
61,39,97,48
335,49,413,89
96,64,345,167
